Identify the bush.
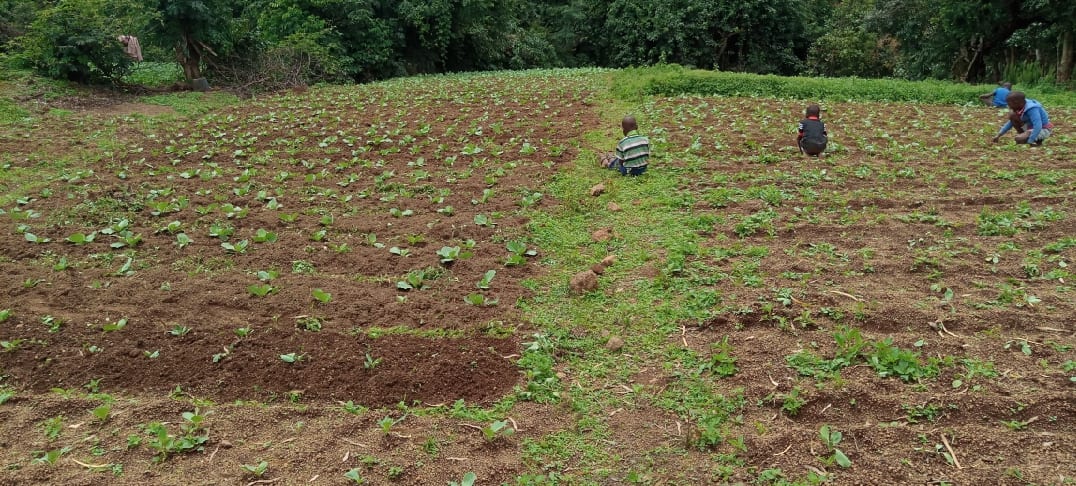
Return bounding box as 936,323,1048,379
613,65,1076,107
18,0,131,84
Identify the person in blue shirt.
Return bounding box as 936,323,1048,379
991,91,1053,146
980,82,1012,108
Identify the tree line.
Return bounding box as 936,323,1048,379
0,0,1072,89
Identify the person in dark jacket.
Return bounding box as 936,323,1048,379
797,104,827,157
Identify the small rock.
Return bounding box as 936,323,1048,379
589,183,605,197
555,372,566,379
219,440,233,449
127,349,140,358
569,270,599,294
600,255,617,267
591,228,613,242
590,264,606,275
605,336,624,352
607,202,621,212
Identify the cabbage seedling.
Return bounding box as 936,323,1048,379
102,318,128,332
476,270,496,289
280,353,304,363
65,232,95,245
240,460,269,477
221,240,250,254
311,289,332,304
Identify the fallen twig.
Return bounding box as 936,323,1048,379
774,444,793,456
829,290,862,302
939,434,962,469
341,439,367,447
458,423,483,432
207,445,220,463
768,375,780,387
446,457,469,461
680,325,688,347
820,404,832,414
70,458,112,469
246,478,282,486
1036,326,1070,333
507,416,520,432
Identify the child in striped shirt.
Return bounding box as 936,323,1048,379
600,116,650,176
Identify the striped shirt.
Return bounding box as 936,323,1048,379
616,130,650,168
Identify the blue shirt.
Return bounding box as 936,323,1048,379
991,87,1010,107
998,99,1052,142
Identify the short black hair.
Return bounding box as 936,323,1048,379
806,104,821,117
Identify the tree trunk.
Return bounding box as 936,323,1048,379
175,36,202,83
1059,30,1074,84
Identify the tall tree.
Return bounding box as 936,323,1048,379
152,0,235,83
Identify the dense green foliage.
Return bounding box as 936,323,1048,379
17,0,134,83
1,0,1073,87
614,65,1076,106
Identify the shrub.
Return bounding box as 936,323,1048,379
18,0,132,84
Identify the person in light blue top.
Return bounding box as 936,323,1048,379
991,91,1053,146
980,82,1011,108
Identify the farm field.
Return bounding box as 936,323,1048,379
0,69,1074,485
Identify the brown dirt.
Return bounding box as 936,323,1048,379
0,74,600,484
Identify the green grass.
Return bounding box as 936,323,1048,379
613,64,1076,106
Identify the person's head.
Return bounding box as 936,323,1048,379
1002,82,1012,90
621,116,638,135
1006,91,1026,111
805,104,821,118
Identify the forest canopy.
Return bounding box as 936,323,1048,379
0,0,1072,88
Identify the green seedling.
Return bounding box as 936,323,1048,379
41,416,63,440
310,229,328,241
473,214,494,227
388,246,411,257
102,318,128,332
280,353,305,363
476,269,496,289
145,409,209,463
296,316,323,332
248,284,275,297
0,309,11,322
1,339,24,352
437,246,461,263
312,289,332,304
363,353,382,370
234,327,253,337
378,415,405,434
396,269,429,290
52,257,69,271
168,325,191,336
0,389,16,405
42,315,62,333
144,350,160,359
343,468,364,484
449,472,477,486
24,232,50,243
340,401,367,415
221,239,250,254
252,229,278,243
819,425,851,468
240,460,269,477
481,420,515,442
464,293,498,307
33,446,72,466
66,232,96,245
92,404,111,422
256,270,279,281
175,233,193,248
